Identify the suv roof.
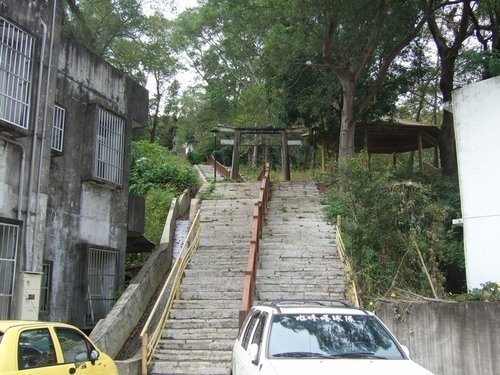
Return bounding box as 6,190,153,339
254,299,371,315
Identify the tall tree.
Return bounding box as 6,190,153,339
319,0,432,162
176,0,435,164
141,14,180,143
467,0,500,78
427,0,474,176
63,0,145,65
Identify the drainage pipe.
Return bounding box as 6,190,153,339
24,21,47,272
32,0,58,272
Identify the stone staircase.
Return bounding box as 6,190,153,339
255,181,345,302
150,181,260,375
149,172,345,374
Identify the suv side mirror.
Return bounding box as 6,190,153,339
249,343,260,365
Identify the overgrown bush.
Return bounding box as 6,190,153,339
322,154,463,303
129,141,200,246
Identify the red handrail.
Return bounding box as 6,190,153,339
239,163,271,327
207,156,247,182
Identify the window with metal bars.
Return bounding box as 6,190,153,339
51,105,65,152
0,222,19,320
86,247,118,325
94,107,124,185
39,262,52,314
0,16,34,129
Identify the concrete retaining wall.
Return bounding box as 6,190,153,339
376,301,500,375
90,190,192,360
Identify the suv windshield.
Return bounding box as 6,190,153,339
268,313,404,360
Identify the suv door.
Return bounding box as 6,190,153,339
245,312,268,375
233,311,268,375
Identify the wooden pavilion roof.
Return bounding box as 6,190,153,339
355,117,440,154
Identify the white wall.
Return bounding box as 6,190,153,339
451,76,500,290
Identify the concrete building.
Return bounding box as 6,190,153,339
0,0,149,329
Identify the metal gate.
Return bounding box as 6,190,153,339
0,223,19,319
86,247,118,325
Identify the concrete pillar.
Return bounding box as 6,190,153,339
230,130,241,180
281,131,290,181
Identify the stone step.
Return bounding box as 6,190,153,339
257,291,344,300
180,283,244,292
180,290,243,300
154,349,232,362
256,271,343,279
156,338,234,351
165,318,238,330
151,360,230,375
183,269,245,277
171,299,241,309
162,327,238,340
169,308,239,320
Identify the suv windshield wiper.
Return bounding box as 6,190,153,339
272,352,331,358
328,352,388,359
272,351,388,359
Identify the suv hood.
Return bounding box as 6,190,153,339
268,358,433,375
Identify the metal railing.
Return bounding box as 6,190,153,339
336,216,361,307
238,163,271,327
207,155,247,182
139,210,201,375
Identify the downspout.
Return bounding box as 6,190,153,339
0,137,25,221
24,21,47,272
32,0,58,271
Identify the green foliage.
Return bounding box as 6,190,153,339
130,141,200,195
323,154,463,301
451,282,500,302
144,187,176,245
129,141,200,245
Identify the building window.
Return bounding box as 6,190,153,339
39,262,52,314
51,105,65,152
86,247,118,325
0,17,34,129
0,222,19,319
94,107,124,185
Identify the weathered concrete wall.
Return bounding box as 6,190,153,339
377,301,500,375
90,190,192,361
44,36,148,327
0,0,63,319
450,76,500,290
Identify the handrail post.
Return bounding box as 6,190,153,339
141,332,148,375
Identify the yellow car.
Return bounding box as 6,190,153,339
0,320,118,374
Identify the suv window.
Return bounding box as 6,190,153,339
18,328,57,369
251,313,268,346
268,313,404,359
54,327,94,363
241,313,260,349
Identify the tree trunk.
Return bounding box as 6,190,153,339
439,58,457,175
338,80,356,164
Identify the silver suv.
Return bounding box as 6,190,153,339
231,300,433,375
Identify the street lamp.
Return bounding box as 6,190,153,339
210,128,219,182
